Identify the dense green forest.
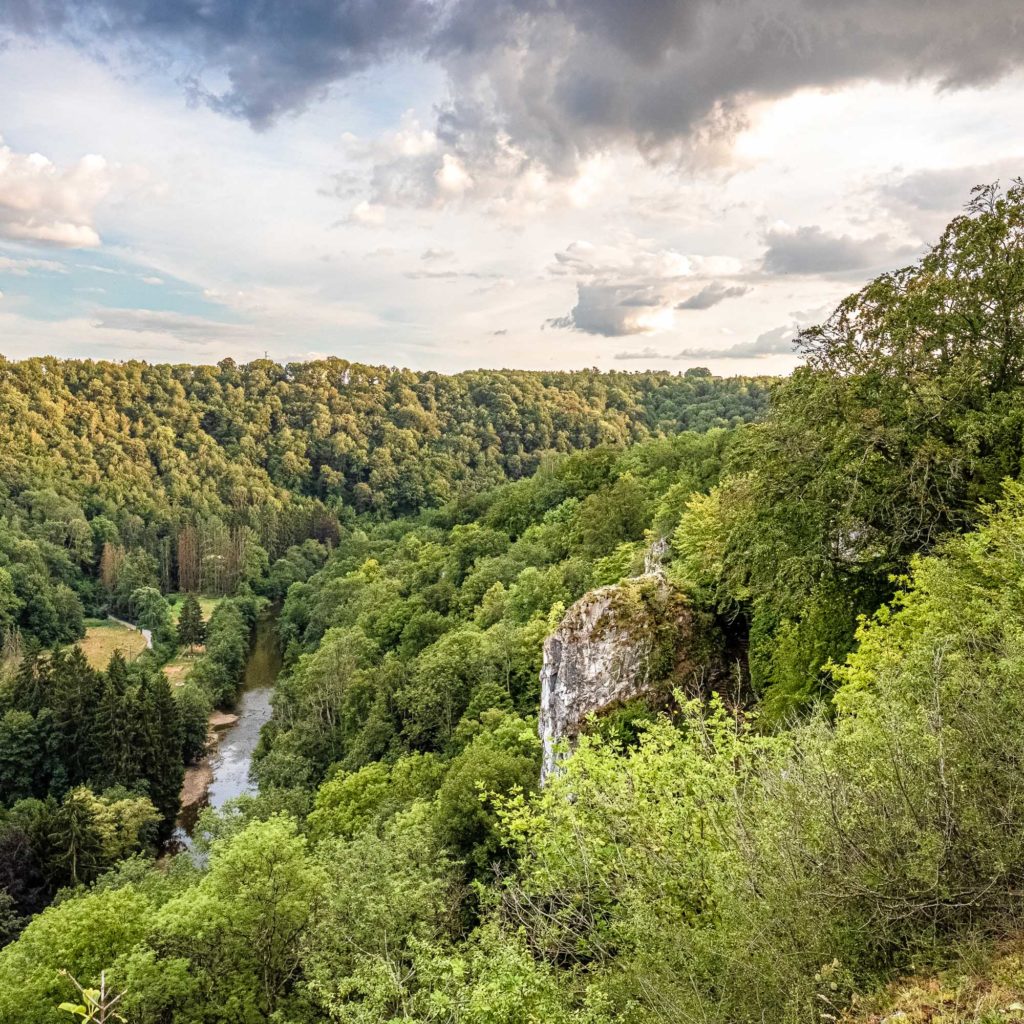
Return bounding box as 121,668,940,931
3,181,1024,1022
0,359,765,643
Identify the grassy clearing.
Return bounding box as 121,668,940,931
77,619,148,670
166,594,221,626
162,647,205,687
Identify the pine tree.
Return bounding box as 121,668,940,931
177,593,205,654
46,789,103,887
89,679,130,790
11,640,48,715
134,671,183,830
83,652,137,791
48,648,102,789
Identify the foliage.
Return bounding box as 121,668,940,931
10,183,1024,1024
56,970,126,1024
673,179,1024,714
175,593,205,652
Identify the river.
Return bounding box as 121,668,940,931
172,612,282,847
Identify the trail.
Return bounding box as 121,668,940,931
106,615,153,650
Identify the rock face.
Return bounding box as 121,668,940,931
538,569,714,783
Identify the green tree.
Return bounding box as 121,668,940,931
683,179,1024,711
132,673,182,829
176,594,205,653
154,815,321,1018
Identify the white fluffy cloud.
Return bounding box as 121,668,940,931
0,137,112,247
546,239,748,336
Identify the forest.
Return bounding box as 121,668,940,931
2,180,1024,1022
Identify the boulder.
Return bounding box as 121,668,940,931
538,569,718,782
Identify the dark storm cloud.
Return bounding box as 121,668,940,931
2,0,1022,162
1,0,438,128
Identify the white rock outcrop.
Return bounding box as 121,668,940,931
538,570,705,783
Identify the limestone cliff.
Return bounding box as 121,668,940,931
538,567,718,782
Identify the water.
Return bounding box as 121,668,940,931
206,616,281,810
171,613,282,846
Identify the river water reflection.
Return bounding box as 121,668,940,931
172,612,281,847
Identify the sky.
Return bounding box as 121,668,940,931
0,1,1022,374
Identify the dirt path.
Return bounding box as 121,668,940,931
107,615,153,650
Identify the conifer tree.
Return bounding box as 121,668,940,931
11,640,48,716
177,593,206,654
88,664,135,790
133,671,183,829
48,648,102,789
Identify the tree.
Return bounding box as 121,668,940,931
46,789,104,888
686,179,1024,712
88,657,135,790
176,593,205,654
129,587,170,633
57,970,126,1024
114,550,159,614
98,543,125,597
432,710,539,875
0,568,21,636
132,673,183,829
174,683,211,764
154,815,321,1017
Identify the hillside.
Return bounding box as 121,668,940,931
0,360,767,646
1,181,1024,1023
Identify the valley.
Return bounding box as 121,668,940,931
2,183,1024,1022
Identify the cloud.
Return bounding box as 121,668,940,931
91,308,251,344
405,269,459,280
5,0,1023,195
0,136,112,247
673,326,798,360
403,268,503,280
0,253,67,274
676,282,750,310
435,153,474,194
348,200,387,226
760,224,917,276
613,346,667,360
421,247,454,261
876,161,1024,235
613,307,828,360
547,283,672,336
546,238,747,336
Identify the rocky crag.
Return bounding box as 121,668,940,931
538,552,722,782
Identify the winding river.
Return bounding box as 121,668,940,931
172,612,282,847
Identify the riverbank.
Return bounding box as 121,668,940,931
178,711,240,825
173,611,282,840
